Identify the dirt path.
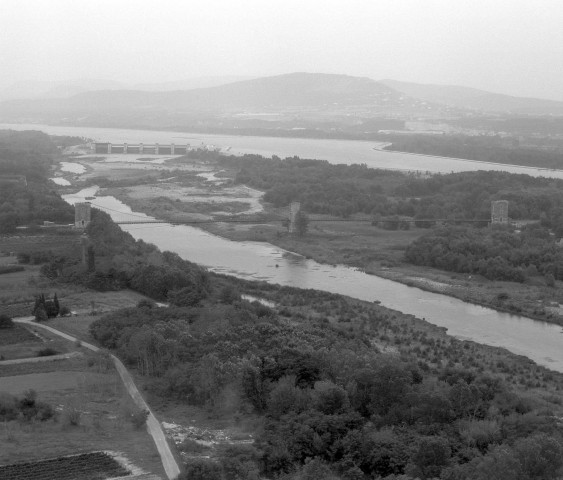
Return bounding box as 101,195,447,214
0,351,82,366
14,317,181,480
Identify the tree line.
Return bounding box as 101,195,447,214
405,224,563,283
89,284,563,480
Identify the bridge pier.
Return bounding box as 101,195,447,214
289,202,301,233
107,143,112,154
139,143,144,154
123,143,128,154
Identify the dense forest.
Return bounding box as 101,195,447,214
39,209,211,302
384,134,563,170
192,150,563,227
406,224,563,283
0,130,81,232
89,282,563,480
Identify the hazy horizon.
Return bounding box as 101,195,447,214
2,0,563,101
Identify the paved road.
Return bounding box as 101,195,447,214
14,318,181,480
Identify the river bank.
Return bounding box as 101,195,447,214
60,148,563,330
88,162,563,330
204,220,563,328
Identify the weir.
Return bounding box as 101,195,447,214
94,142,189,155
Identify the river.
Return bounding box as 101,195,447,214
4,122,563,178
64,187,563,373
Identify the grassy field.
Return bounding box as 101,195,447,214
0,324,39,346
0,350,165,477
0,324,72,361
46,314,100,343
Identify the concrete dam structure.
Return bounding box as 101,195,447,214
94,142,191,155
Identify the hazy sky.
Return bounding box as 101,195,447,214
2,0,563,100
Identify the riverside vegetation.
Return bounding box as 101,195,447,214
95,148,563,325
36,207,563,480
3,130,563,478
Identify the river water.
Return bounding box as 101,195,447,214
4,122,563,178
64,187,563,373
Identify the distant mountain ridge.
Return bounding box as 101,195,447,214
2,73,563,124
380,79,563,114
0,73,419,120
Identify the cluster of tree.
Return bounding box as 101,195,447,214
188,150,563,226
406,224,563,282
89,286,563,479
40,209,212,304
49,135,89,148
385,134,563,170
31,293,65,321
0,130,74,232
0,389,55,422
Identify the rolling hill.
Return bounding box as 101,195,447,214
380,79,563,114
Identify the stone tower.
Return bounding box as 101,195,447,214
491,200,509,224
75,202,92,229
288,202,301,233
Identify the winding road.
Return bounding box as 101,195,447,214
13,318,181,480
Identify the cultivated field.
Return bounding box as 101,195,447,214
0,314,166,478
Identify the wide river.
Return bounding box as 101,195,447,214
63,186,563,373
9,122,562,371
4,122,563,178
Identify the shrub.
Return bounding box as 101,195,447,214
62,400,82,426
181,459,222,480
0,265,24,275
59,305,71,317
179,438,212,454
37,347,59,357
300,459,339,480
219,444,261,480
137,299,156,309
129,408,149,429
0,390,54,422
312,381,350,415
34,305,47,322
0,393,19,421
267,376,311,418
0,314,14,329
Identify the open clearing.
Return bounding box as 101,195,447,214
0,371,107,395
0,355,166,477
46,314,100,342
0,324,72,361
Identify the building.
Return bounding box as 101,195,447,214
491,200,509,224
75,202,92,229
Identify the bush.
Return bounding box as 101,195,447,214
62,400,82,426
129,408,149,429
181,459,222,480
59,305,71,317
179,438,212,454
219,444,261,480
0,390,54,422
37,347,59,357
34,305,47,322
137,299,156,309
0,393,19,421
0,265,24,274
0,314,14,329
